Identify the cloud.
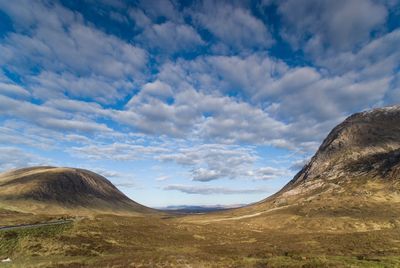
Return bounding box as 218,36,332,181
163,184,268,195
70,142,168,161
0,82,30,99
0,0,399,204
156,175,170,181
124,83,289,143
30,72,135,105
158,144,290,181
0,95,111,133
251,167,291,180
0,147,51,171
137,21,204,54
64,134,92,144
136,0,180,22
190,0,273,50
0,0,147,105
0,18,147,80
276,0,388,53
115,182,137,188
0,120,67,150
151,46,397,149
289,159,310,172
158,144,257,181
315,29,400,76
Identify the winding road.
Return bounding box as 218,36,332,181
0,220,72,231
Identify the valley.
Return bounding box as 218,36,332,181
1,106,400,267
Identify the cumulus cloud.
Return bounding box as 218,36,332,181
158,144,290,181
125,82,289,143
0,0,147,104
158,144,256,181
0,0,399,201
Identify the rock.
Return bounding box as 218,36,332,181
1,257,12,263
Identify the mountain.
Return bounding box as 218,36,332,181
0,166,153,215
276,105,400,201
160,204,246,214
211,106,400,225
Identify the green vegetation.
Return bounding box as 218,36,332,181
0,222,71,258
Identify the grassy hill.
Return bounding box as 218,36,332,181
0,166,154,215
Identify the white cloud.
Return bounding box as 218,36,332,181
190,0,273,50
156,175,170,181
70,142,169,161
0,0,148,106
137,21,204,53
0,95,111,133
0,0,398,195
124,83,289,143
277,0,388,53
158,144,290,181
137,0,180,22
30,71,135,104
315,29,400,76
0,147,51,171
163,184,268,195
0,82,30,99
251,167,291,181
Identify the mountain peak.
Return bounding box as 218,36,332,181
281,105,400,197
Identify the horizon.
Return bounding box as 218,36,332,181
0,0,399,208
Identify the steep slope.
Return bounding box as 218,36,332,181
277,105,400,200
192,106,400,230
0,166,153,215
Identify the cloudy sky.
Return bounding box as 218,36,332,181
0,0,399,207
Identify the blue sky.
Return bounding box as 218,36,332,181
0,0,399,207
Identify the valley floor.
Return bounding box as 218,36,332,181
1,204,400,268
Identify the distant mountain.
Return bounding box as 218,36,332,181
160,204,246,214
0,166,153,215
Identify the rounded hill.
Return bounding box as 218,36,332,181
0,166,152,215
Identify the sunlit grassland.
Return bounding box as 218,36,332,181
1,211,400,267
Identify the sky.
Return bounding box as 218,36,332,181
0,0,399,208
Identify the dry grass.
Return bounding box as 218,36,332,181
2,193,400,268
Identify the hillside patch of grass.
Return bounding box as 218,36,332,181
0,222,72,259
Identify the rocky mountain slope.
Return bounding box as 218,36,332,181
202,106,400,227
0,166,153,215
278,106,400,200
